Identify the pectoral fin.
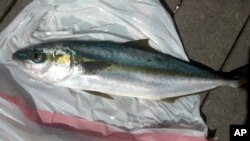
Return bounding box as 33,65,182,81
81,61,111,74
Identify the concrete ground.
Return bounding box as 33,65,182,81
0,0,249,141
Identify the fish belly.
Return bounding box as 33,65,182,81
65,66,237,100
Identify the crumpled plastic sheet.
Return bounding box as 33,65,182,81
0,0,209,141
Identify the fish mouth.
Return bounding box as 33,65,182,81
12,53,21,65
12,52,18,60
12,49,31,61
12,52,29,69
12,57,35,77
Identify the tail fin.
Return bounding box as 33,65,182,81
228,65,248,88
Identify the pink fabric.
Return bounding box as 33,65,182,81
0,93,211,141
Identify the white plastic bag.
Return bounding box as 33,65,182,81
0,0,210,141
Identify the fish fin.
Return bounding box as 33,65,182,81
124,39,157,51
160,96,184,103
220,65,248,88
81,61,111,74
84,90,114,100
229,65,248,88
161,97,178,103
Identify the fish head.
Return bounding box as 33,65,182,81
12,44,74,82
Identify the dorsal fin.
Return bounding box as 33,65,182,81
124,39,158,52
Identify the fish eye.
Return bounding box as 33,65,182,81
31,50,46,63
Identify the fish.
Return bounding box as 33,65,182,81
12,39,246,100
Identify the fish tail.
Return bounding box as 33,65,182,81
227,65,248,88
226,80,240,88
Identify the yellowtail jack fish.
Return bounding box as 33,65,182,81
12,39,247,100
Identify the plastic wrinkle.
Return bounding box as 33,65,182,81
0,93,210,141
